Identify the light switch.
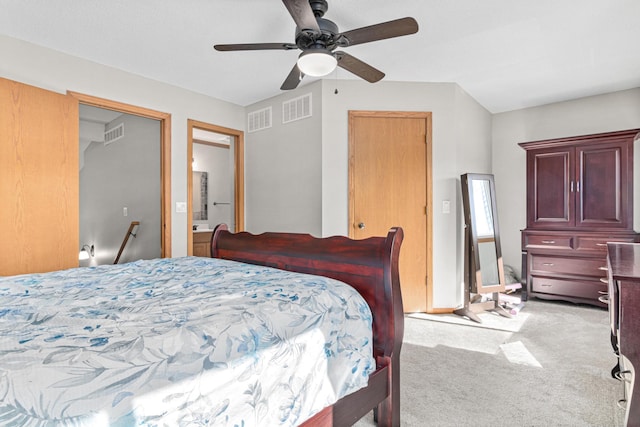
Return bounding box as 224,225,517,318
123,207,128,217
442,200,451,214
176,202,187,213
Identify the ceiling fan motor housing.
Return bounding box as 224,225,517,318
295,17,343,51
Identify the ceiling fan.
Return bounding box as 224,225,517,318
214,0,419,90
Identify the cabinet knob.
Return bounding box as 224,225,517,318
357,222,366,229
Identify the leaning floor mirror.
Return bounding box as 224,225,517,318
454,173,511,323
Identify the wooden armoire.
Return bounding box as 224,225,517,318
520,129,640,307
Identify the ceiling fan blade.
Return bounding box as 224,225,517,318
214,43,297,51
281,63,305,90
339,17,418,47
282,0,320,33
335,52,384,83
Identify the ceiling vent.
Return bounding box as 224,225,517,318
247,107,272,133
282,93,312,124
104,123,124,146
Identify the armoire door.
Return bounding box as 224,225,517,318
576,141,631,229
523,129,637,232
0,78,79,275
526,147,574,229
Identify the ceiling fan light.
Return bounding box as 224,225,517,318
297,50,337,77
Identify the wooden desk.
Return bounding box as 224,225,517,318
607,243,640,426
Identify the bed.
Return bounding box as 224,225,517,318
0,224,404,426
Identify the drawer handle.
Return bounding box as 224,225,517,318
542,263,555,266
598,290,608,295
599,278,608,284
596,243,607,247
598,295,609,304
540,283,552,287
598,266,608,271
541,240,556,244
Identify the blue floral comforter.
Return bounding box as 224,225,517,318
0,257,374,426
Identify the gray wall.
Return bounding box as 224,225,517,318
245,79,492,308
492,88,640,279
80,114,161,265
245,83,323,235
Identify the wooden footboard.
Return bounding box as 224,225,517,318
210,224,404,426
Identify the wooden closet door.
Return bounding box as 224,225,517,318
0,78,79,275
349,111,430,313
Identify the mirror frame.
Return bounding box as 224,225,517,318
461,173,506,294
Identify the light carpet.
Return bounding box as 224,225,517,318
354,299,625,427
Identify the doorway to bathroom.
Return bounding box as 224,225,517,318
187,120,244,255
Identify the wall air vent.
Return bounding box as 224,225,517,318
282,93,312,124
247,107,272,133
104,123,124,146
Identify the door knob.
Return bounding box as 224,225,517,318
358,222,366,229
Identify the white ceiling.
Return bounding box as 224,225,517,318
1,0,639,113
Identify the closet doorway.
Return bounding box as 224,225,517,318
0,80,171,274
187,120,244,255
349,111,433,313
71,92,172,261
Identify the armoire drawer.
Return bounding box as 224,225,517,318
523,234,573,250
575,236,638,253
531,276,606,300
530,254,607,277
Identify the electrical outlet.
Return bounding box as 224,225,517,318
176,202,187,213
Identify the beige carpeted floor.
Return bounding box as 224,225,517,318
355,298,625,426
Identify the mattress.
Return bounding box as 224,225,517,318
0,257,375,426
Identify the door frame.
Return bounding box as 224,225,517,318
348,110,435,312
187,119,244,255
69,91,172,257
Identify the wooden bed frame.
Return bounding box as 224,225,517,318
210,224,404,426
